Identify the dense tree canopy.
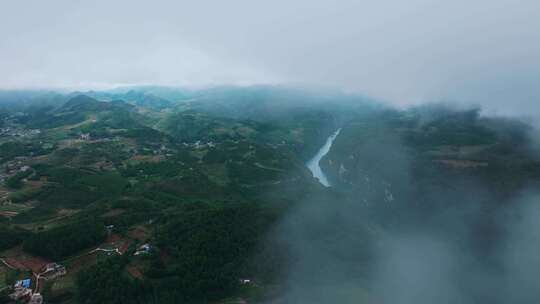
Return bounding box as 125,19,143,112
23,218,107,260
151,203,276,301
76,256,146,304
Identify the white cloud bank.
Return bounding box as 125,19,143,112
1,0,539,114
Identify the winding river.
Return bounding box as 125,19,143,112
306,128,341,187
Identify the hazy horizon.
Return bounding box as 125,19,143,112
1,3,540,300
2,0,540,116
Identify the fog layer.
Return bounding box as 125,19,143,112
269,112,540,303
1,0,539,115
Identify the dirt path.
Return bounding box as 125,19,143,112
0,258,16,269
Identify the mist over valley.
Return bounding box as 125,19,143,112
1,1,540,303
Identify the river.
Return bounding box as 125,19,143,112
306,128,341,187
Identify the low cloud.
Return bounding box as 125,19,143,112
268,119,540,303
1,0,539,115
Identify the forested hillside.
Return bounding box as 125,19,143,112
0,88,539,304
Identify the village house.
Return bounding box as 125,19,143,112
40,263,67,280
9,285,32,302
134,243,152,256
15,279,32,289
80,133,91,140
28,293,43,304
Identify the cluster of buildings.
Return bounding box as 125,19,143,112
134,243,152,256
79,133,91,141
72,132,123,144
148,144,174,156
0,127,41,138
182,140,216,149
9,279,42,304
39,263,67,281
0,157,32,186
7,263,66,304
9,280,32,301
130,144,173,157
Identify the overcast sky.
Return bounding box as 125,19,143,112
1,0,539,114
